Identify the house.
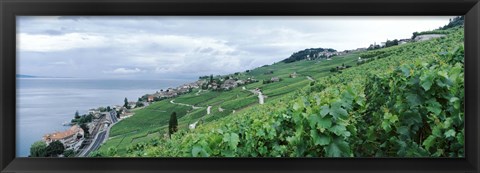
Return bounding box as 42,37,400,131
414,34,446,42
88,109,100,115
128,102,137,109
290,72,297,78
235,80,245,85
221,79,238,90
399,38,411,45
270,77,280,82
42,125,84,150
147,95,154,102
380,42,386,47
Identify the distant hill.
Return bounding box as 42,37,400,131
16,74,38,78
282,48,337,63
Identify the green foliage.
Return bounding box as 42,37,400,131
30,141,48,157
46,141,65,157
63,149,75,157
74,110,80,119
169,112,178,137
97,27,464,157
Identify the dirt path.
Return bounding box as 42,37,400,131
307,76,315,82
170,99,203,109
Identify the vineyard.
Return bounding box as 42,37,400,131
95,26,464,157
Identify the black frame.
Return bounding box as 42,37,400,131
1,0,479,172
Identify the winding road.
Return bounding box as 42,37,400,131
170,99,203,109
78,130,107,157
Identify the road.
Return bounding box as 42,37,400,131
307,76,315,82
170,99,203,109
78,130,107,157
109,111,118,123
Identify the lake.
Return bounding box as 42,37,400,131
16,78,193,157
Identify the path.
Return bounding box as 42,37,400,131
207,106,212,114
170,99,203,109
306,76,315,82
195,89,202,96
248,89,265,104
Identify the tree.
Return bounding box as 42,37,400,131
74,110,80,119
124,97,128,108
30,141,47,157
136,101,144,108
46,140,65,157
168,112,178,138
107,106,111,112
80,123,89,138
63,149,75,157
210,74,214,84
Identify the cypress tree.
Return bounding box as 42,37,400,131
168,112,178,138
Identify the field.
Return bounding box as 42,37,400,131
94,26,464,157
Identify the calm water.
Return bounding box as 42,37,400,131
16,78,192,157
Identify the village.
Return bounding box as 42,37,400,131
36,73,267,157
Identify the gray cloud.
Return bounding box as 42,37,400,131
17,16,454,79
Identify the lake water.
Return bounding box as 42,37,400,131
16,78,192,157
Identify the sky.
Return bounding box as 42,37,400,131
17,16,454,80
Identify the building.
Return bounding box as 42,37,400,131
147,95,154,102
88,109,100,115
270,77,280,82
290,72,297,78
221,79,238,90
128,102,137,109
42,125,84,150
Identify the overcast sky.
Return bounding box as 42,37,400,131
17,16,453,80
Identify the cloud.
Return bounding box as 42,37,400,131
103,68,143,74
17,33,107,52
16,16,455,79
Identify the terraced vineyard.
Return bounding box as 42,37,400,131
93,26,464,157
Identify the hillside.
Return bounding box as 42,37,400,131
93,26,464,157
93,49,360,156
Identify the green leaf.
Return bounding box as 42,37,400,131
423,135,436,150
329,125,350,137
400,66,410,77
397,126,409,136
319,105,330,117
326,138,350,157
309,114,332,131
420,78,433,91
432,126,442,137
293,102,302,111
192,145,209,157
381,121,392,132
406,94,422,107
330,102,348,120
223,133,240,149
384,112,398,123
420,72,434,90
426,100,442,115
444,129,456,138
308,114,321,129
310,130,331,146
449,97,459,103
317,117,333,130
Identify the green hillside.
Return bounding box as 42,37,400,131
92,26,464,157
93,49,360,156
